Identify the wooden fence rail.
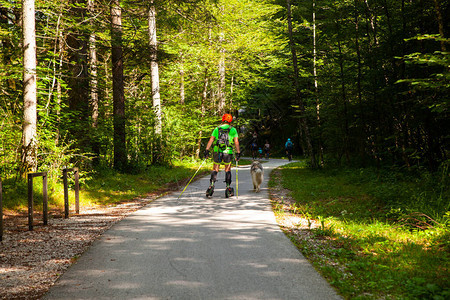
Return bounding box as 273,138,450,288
28,172,48,231
1,169,82,236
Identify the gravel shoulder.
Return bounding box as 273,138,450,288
0,190,171,299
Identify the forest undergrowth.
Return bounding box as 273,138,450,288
271,160,449,299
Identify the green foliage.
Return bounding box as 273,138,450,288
281,161,449,222
1,0,447,294
397,35,449,114
2,0,446,175
275,161,449,299
1,177,28,209
0,108,21,178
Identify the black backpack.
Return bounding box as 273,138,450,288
216,126,232,151
286,141,293,150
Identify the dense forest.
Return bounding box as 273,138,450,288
0,0,448,176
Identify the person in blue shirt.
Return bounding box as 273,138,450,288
285,138,293,161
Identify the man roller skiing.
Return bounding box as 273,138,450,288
204,113,241,198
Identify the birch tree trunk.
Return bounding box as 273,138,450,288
196,68,209,159
179,52,185,106
218,33,226,115
56,31,64,144
88,0,100,166
286,0,316,168
149,0,162,135
22,0,37,173
111,0,127,170
88,0,98,128
46,13,61,116
230,75,234,100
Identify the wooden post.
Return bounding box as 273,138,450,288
43,173,48,225
74,168,80,214
63,169,69,218
63,168,81,218
27,172,48,230
28,174,34,231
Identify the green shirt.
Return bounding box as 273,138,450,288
211,124,238,154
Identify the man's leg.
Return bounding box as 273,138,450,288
211,153,221,185
224,162,234,197
210,164,219,184
224,164,232,186
206,163,220,197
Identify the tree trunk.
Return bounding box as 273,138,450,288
56,31,64,144
218,33,226,115
196,68,209,159
230,75,234,111
354,0,367,164
46,13,62,117
179,52,185,106
399,0,411,168
364,4,382,166
286,0,316,167
88,0,100,166
383,0,407,166
432,0,446,51
22,0,38,173
88,0,98,129
88,32,98,128
336,18,350,164
313,0,324,167
66,1,89,152
149,0,162,136
111,0,127,170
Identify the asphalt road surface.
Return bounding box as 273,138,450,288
44,158,341,300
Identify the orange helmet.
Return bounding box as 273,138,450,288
222,113,233,123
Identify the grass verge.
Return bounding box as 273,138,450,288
270,161,449,300
1,159,213,213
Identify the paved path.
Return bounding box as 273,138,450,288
44,159,341,300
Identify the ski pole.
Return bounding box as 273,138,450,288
178,158,207,200
236,159,239,199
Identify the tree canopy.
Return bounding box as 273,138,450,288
0,0,448,176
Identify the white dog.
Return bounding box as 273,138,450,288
250,161,264,192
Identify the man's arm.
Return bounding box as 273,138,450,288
205,135,216,151
234,137,240,153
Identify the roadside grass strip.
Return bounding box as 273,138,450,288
271,161,449,300
2,159,213,211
